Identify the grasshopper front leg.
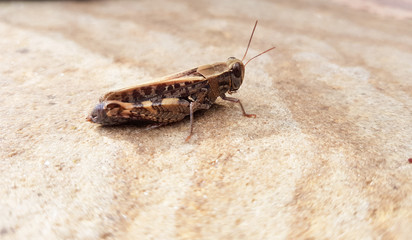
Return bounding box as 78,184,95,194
221,94,256,118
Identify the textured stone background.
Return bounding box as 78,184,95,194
1,0,411,239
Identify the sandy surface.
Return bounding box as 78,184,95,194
1,0,411,239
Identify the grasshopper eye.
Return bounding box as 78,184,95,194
230,62,243,91
233,62,241,78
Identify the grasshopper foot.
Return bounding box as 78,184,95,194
244,113,256,118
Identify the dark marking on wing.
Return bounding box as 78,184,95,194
155,84,166,95
132,90,141,101
101,67,207,102
142,86,152,96
121,92,128,102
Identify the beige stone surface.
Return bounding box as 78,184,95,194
1,0,411,239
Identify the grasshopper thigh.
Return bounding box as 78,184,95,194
130,98,190,123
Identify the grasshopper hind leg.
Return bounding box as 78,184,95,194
184,88,211,142
185,101,195,142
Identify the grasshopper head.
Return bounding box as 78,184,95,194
226,21,275,94
227,57,245,93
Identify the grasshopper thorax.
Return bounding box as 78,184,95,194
226,57,245,93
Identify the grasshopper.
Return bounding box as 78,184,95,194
87,21,275,141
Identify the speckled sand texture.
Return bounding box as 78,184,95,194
1,0,411,239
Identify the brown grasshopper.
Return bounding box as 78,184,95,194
87,21,275,141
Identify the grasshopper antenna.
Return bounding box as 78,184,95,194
241,20,258,62
244,46,276,67
241,20,276,66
